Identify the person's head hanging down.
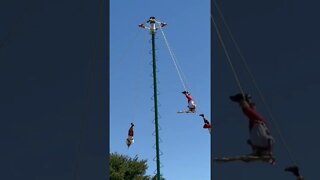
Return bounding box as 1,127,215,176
199,114,212,129
182,91,196,112
230,93,274,157
126,123,135,148
285,166,304,180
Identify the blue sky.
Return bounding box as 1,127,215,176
110,0,210,179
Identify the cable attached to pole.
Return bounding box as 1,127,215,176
159,27,188,92
158,22,206,114
211,14,245,97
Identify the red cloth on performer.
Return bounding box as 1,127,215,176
185,94,193,102
242,105,266,130
128,128,134,136
203,119,211,129
203,123,211,129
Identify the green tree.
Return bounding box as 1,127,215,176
151,174,165,180
110,152,162,180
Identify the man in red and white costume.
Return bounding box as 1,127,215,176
230,93,274,157
182,91,196,113
126,123,135,148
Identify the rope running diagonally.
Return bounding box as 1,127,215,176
211,14,245,97
158,26,188,92
213,1,297,165
132,33,149,119
158,23,206,114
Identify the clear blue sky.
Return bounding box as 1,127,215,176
213,0,318,179
110,0,210,179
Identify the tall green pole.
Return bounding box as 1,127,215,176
139,17,166,179
149,18,161,180
151,29,161,180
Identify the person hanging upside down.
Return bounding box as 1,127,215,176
285,166,304,180
230,93,274,158
126,123,135,148
182,91,196,113
199,114,212,133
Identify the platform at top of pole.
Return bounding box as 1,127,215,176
138,16,167,33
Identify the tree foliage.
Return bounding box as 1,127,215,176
110,152,146,180
110,152,165,180
151,174,165,180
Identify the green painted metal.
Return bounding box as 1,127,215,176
150,23,161,180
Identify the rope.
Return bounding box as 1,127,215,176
171,44,191,91
211,15,245,97
158,27,188,92
213,1,297,165
131,33,149,120
158,23,205,115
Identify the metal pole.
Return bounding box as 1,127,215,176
151,25,161,180
139,17,166,179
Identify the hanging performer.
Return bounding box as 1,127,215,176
126,123,135,148
182,91,196,113
230,93,275,159
199,114,212,133
285,166,304,180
